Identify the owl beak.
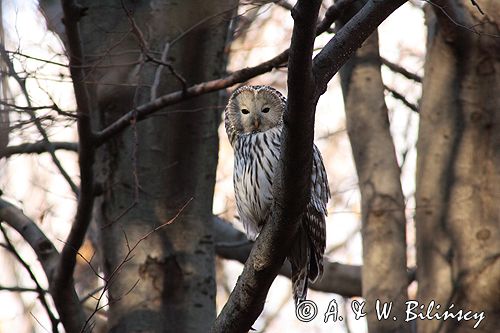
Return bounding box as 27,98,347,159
253,117,261,130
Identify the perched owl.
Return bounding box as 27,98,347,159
224,85,330,304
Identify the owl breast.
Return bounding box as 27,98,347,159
233,126,282,240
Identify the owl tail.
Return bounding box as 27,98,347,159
289,223,324,306
288,225,311,305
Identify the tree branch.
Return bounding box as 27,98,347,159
213,1,408,331
0,198,87,333
213,216,362,297
313,0,408,99
94,0,352,146
94,50,288,145
51,1,96,332
381,57,423,83
212,1,322,332
0,43,80,195
0,141,78,158
384,84,419,112
0,224,60,332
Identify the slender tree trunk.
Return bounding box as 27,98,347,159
0,0,9,153
340,30,409,332
416,2,500,332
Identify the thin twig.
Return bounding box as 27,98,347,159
470,0,484,15
94,1,348,146
381,57,422,83
0,198,85,332
0,224,60,332
80,198,192,332
0,44,80,195
425,0,500,38
121,1,189,94
150,42,171,100
384,84,419,113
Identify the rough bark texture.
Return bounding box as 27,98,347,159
72,1,236,332
339,29,409,332
90,1,235,332
416,1,500,332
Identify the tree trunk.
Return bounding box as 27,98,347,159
340,30,409,332
0,0,9,153
416,2,500,332
50,0,237,332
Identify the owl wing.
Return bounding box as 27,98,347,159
304,144,329,281
290,144,330,303
311,144,330,215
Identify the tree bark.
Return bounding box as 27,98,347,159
0,0,8,154
41,0,237,332
416,1,500,332
339,28,410,332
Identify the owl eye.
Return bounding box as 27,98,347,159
241,108,250,114
262,107,270,113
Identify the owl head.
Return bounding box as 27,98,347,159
225,85,286,134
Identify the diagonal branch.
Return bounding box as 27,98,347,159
381,57,423,83
0,224,60,332
212,1,322,332
94,0,352,146
213,216,362,297
94,50,289,145
0,198,86,333
384,84,419,112
0,43,80,195
313,0,407,99
213,1,408,331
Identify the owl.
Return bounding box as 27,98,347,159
224,85,330,304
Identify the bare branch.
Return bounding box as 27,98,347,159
425,0,500,38
213,1,408,331
80,199,192,332
94,1,348,146
0,198,87,333
5,49,68,68
470,0,484,15
384,84,419,112
212,1,322,332
0,43,80,195
381,57,422,83
1,141,78,158
0,285,46,293
51,1,96,332
0,224,60,332
313,0,408,99
94,50,288,145
213,216,363,296
272,0,294,11
317,0,352,34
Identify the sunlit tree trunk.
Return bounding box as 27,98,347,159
416,2,500,332
41,0,236,331
340,30,410,332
